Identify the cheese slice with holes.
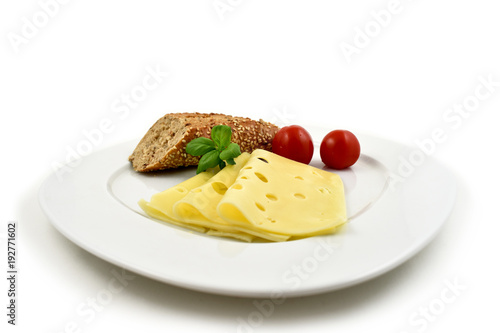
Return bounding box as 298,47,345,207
217,149,347,237
140,166,255,242
139,154,286,242
173,153,290,242
173,153,250,224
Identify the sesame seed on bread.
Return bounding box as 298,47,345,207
129,112,280,172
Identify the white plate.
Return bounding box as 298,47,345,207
39,128,456,298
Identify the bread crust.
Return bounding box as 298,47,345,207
129,112,280,172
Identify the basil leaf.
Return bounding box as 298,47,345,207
211,125,232,150
219,142,241,161
185,137,215,156
185,124,242,175
197,149,221,174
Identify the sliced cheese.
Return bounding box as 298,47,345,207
138,199,206,233
206,229,254,243
217,149,347,237
141,200,256,242
148,168,217,220
173,153,251,224
173,153,290,242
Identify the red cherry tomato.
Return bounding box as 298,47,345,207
272,125,314,164
320,130,360,169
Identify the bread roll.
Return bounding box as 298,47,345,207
129,112,279,172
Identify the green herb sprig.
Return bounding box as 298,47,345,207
186,125,242,174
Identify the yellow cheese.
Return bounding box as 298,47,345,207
139,155,286,242
206,229,254,243
138,199,206,233
173,153,250,223
173,153,290,242
141,199,256,242
139,149,345,242
217,149,347,237
148,168,217,220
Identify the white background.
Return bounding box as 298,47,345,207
1,0,499,332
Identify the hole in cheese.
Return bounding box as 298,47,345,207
192,188,202,193
258,157,269,163
233,184,243,190
211,182,228,195
254,172,268,183
244,166,253,170
176,187,186,193
295,176,304,180
294,193,306,199
241,176,248,180
255,202,266,211
267,217,276,223
266,194,277,201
